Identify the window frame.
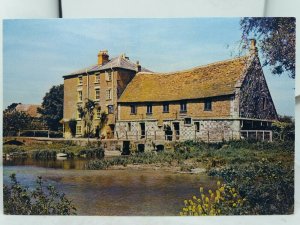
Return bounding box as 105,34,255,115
78,76,83,85
204,98,212,111
130,105,137,115
78,90,83,102
76,125,82,134
180,102,187,113
194,121,200,132
163,103,169,113
96,108,101,119
146,104,153,115
106,89,112,100
95,73,100,83
95,88,100,100
107,105,114,114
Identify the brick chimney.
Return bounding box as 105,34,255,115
98,50,109,65
136,60,141,72
250,39,258,55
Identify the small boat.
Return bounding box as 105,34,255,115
56,153,68,158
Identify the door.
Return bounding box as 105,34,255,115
173,122,180,140
140,123,145,139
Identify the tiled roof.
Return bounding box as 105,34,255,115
118,56,250,103
64,55,151,77
15,104,41,118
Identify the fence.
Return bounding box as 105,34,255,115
16,130,63,138
115,129,273,142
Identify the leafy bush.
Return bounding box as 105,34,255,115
4,174,77,215
209,159,294,214
179,181,246,216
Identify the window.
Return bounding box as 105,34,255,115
78,76,83,85
106,89,111,100
163,103,169,113
76,125,82,134
180,102,187,112
194,122,200,132
108,105,114,114
262,97,267,110
146,104,152,114
204,99,212,111
95,88,100,100
184,117,192,125
78,91,83,102
105,71,112,81
77,109,81,119
130,105,137,114
96,108,101,118
95,74,100,83
128,122,131,132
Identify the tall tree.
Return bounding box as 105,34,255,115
3,110,31,136
38,84,64,131
240,17,295,79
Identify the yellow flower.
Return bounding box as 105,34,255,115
217,181,221,187
205,197,209,203
193,196,197,200
184,200,188,205
233,203,237,207
200,187,204,193
209,190,212,194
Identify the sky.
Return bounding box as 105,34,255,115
3,18,295,116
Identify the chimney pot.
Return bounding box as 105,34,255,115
249,39,258,55
98,50,109,65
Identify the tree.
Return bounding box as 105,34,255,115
240,17,295,79
3,110,32,136
78,99,98,137
38,84,64,131
5,102,21,112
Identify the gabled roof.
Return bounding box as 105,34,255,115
63,55,152,77
118,55,251,103
15,104,41,118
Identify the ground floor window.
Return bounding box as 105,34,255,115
76,125,82,134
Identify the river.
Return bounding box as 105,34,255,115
3,158,217,216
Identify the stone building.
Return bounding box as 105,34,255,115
62,50,151,138
115,40,278,142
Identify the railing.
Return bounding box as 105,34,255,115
16,130,63,138
240,130,272,142
115,129,273,142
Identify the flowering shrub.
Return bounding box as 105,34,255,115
4,174,77,215
179,181,246,216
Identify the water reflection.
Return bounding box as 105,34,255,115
3,159,218,215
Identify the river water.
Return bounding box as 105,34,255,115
3,158,217,216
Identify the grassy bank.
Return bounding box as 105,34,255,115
3,143,104,159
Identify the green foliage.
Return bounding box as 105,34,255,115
68,119,77,137
4,174,77,215
209,159,294,214
77,99,98,137
180,181,246,216
240,17,295,78
272,115,295,141
3,110,32,136
38,84,64,131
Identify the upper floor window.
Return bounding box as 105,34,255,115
204,99,212,111
146,104,152,114
180,102,187,113
184,117,192,125
78,91,83,102
95,88,100,100
130,105,137,114
78,76,83,85
106,89,112,100
95,74,100,83
77,109,81,119
128,122,131,132
108,105,114,114
163,103,169,113
96,108,101,119
105,71,112,81
76,125,82,134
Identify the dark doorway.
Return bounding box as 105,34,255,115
156,144,164,152
173,122,180,140
164,125,173,141
137,144,145,153
122,141,130,155
140,123,145,139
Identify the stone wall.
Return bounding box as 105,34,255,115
115,118,240,142
239,57,278,120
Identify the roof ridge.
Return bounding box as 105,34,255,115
137,55,250,76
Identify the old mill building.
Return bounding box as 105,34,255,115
62,40,278,143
